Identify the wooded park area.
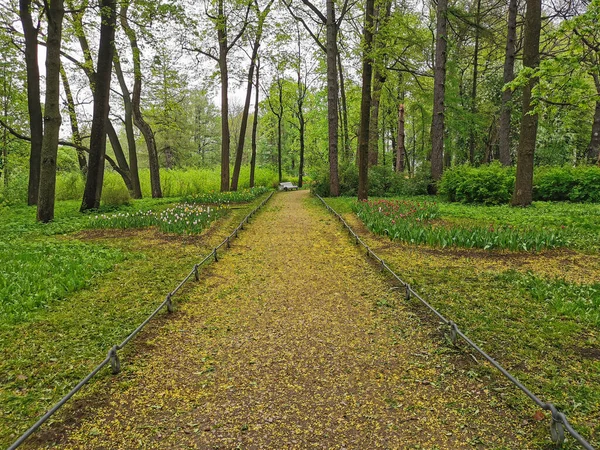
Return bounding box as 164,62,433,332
0,0,599,218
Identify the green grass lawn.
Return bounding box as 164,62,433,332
323,195,600,449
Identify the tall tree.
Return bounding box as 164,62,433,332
192,0,250,191
120,1,162,197
37,0,64,222
81,0,117,211
368,0,391,167
231,0,273,191
284,0,351,196
358,0,376,200
396,103,405,172
431,0,448,187
250,58,260,187
512,0,541,206
113,49,142,198
498,0,518,166
19,0,43,205
59,65,87,174
266,75,284,183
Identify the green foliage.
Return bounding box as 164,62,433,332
353,198,565,251
55,171,85,201
101,176,131,207
0,169,28,206
438,163,515,205
182,186,270,205
311,164,430,198
534,165,600,202
91,203,227,235
0,240,124,324
502,272,600,328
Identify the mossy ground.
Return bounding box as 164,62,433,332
17,191,558,449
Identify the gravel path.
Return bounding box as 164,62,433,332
34,191,533,449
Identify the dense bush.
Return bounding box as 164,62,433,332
101,177,131,207
438,163,514,205
534,165,600,203
310,164,430,197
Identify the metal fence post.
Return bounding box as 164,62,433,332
108,346,121,375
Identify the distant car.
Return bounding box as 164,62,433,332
278,182,298,191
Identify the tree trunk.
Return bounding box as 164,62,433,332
498,0,518,166
59,65,87,174
68,2,135,194
277,83,283,183
358,0,375,200
396,104,406,172
231,44,259,191
587,74,600,163
36,0,64,222
512,0,541,207
81,0,116,211
468,0,481,165
113,49,142,198
2,67,8,188
338,53,351,163
368,71,384,167
250,59,260,188
120,2,162,198
326,0,340,196
431,0,448,188
20,0,43,206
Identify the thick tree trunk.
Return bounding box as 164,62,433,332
338,53,351,163
59,66,87,174
250,60,260,188
396,104,406,172
37,0,64,222
512,0,541,207
113,50,142,198
468,0,481,165
358,0,375,200
431,0,448,188
20,0,43,206
498,0,518,166
587,74,600,163
81,0,116,211
326,0,340,196
120,2,162,197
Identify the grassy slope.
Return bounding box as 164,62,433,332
0,195,269,447
325,196,600,449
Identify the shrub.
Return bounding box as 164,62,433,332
0,170,28,206
182,186,270,205
101,177,131,207
439,163,514,205
56,171,85,201
533,165,600,202
570,166,600,202
311,163,430,197
533,166,576,201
